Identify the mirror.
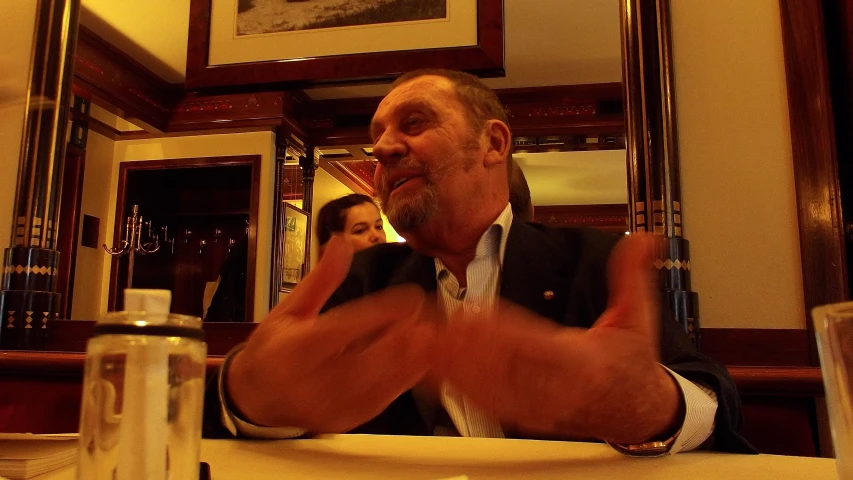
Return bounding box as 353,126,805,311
51,0,637,324
5,0,691,338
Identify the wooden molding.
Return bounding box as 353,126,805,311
169,91,287,132
302,83,625,146
72,28,624,145
40,321,814,370
73,26,180,132
728,366,823,396
85,116,121,140
533,204,629,233
779,0,848,366
0,351,822,396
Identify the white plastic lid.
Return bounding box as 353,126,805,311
124,289,171,318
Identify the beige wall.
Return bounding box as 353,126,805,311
309,167,404,271
672,0,805,329
103,131,277,322
0,2,38,245
70,130,116,320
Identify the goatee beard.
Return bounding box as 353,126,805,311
376,157,440,232
381,185,439,232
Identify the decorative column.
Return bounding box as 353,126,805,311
621,0,699,344
299,147,318,279
1,0,81,349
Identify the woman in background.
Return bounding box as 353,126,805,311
316,194,386,256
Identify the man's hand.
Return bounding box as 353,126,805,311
431,234,683,444
227,236,437,433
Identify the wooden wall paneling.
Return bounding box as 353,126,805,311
700,328,813,366
73,26,179,132
778,0,848,366
740,395,819,456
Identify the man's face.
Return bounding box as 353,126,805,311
370,76,483,232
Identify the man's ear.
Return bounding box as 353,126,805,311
483,119,512,168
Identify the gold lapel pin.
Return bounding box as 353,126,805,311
543,290,555,300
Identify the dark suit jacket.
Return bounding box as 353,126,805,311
204,220,755,453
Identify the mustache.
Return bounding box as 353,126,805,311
375,156,429,197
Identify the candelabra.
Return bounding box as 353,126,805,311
103,205,160,289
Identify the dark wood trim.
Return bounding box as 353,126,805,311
84,116,121,140
246,155,261,322
700,328,812,367
0,351,226,378
321,159,376,196
108,155,262,322
778,0,848,366
73,26,180,132
728,366,823,396
0,351,821,396
302,83,625,146
169,91,287,132
185,0,504,90
41,321,815,371
40,319,258,356
56,145,86,320
115,126,276,141
533,204,629,234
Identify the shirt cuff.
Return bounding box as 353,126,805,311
218,343,308,439
662,365,718,454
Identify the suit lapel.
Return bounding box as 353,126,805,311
500,220,575,325
387,249,437,292
381,221,578,326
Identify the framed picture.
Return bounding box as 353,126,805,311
280,202,310,291
186,0,504,89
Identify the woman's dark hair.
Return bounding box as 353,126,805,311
316,194,378,246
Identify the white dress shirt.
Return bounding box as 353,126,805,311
219,203,718,453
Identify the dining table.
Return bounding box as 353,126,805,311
31,434,840,479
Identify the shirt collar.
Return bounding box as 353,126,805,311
434,203,514,278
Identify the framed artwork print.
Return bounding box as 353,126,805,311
186,0,505,89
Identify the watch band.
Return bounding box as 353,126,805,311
606,428,681,457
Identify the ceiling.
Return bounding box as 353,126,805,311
78,0,627,206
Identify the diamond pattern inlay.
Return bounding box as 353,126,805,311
654,259,691,271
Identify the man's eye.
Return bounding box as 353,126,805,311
376,224,384,230
405,117,424,128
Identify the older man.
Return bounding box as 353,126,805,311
206,70,753,455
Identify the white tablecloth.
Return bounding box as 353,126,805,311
35,434,839,479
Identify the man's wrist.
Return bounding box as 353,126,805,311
225,347,264,425
604,364,684,445
646,365,686,440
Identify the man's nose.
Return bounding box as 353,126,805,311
372,130,407,166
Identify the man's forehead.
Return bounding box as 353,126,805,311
379,76,455,110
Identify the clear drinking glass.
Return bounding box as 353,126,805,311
813,302,853,480
76,311,207,480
